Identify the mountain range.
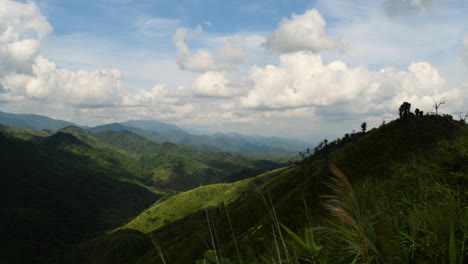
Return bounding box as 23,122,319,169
0,110,308,157
65,114,468,264
1,111,467,263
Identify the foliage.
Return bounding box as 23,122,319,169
3,109,468,264
125,180,252,233
0,127,159,264
399,102,412,118
95,129,283,191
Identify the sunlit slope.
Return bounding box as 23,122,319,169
125,179,251,233
66,115,468,263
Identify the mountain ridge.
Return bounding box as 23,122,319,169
0,111,76,130
0,110,307,156
65,114,468,263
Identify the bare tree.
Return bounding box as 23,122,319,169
432,97,446,115
455,112,468,123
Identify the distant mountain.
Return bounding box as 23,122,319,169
0,111,75,130
0,110,308,156
89,122,309,156
121,119,184,133
68,115,468,264
87,122,132,133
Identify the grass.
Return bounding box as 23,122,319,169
125,178,254,233
11,114,466,264
322,165,378,263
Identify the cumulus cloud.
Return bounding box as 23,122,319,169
384,0,440,16
0,0,52,76
0,0,131,109
241,51,459,117
264,9,340,54
2,56,124,107
191,71,240,97
122,84,180,107
0,0,465,139
174,26,246,72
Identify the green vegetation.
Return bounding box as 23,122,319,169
125,178,254,233
0,122,284,263
66,114,467,264
0,110,307,158
0,127,159,264
94,129,282,191
2,107,467,264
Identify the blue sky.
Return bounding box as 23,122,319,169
41,0,313,34
0,0,467,140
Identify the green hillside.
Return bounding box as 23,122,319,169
0,127,159,264
94,130,282,191
66,114,468,263
0,123,286,263
125,178,254,233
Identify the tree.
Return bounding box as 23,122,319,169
399,102,412,118
432,97,446,115
414,108,424,116
361,122,367,132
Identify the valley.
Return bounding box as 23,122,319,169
1,110,467,263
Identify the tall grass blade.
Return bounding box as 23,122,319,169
450,225,457,264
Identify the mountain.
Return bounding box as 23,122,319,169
121,119,184,133
87,122,133,133
4,111,466,263
0,111,75,130
0,110,307,157
66,115,468,263
0,126,159,264
89,122,308,157
0,123,285,263
93,129,282,191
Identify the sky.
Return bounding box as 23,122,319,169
0,0,467,141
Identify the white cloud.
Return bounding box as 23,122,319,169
0,0,466,140
122,84,179,107
0,0,51,76
241,52,369,109
264,9,340,54
191,71,240,97
0,1,124,108
174,27,246,72
2,56,124,107
316,0,467,87
241,51,461,117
